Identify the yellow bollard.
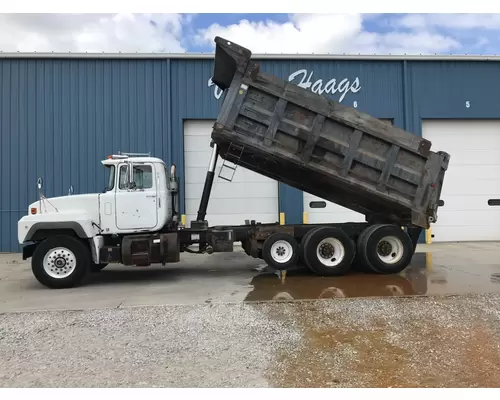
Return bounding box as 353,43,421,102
425,228,432,244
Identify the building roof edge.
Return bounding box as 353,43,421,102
1,52,500,62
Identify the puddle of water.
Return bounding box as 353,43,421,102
243,252,500,301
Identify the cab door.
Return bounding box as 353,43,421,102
115,162,159,230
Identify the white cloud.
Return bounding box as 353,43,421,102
196,14,364,54
354,31,461,54
475,37,490,47
395,13,500,30
0,13,186,53
195,13,475,55
0,13,496,55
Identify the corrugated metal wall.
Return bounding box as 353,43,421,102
1,56,500,251
0,59,171,251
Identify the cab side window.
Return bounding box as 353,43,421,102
118,164,154,190
105,165,115,191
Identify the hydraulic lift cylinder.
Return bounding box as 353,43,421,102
196,143,219,222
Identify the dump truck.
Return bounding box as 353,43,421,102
17,37,450,289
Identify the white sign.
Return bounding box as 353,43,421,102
209,68,361,103
288,69,361,103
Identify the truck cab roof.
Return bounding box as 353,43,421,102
101,155,166,166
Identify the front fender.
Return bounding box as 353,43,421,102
18,213,97,244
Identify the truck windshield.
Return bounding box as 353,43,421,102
105,165,115,191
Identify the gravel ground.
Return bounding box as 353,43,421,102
1,293,500,388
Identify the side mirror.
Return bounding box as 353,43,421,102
37,178,43,190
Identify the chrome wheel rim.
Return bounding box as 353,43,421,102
43,247,77,279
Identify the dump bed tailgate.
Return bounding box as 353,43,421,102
209,37,450,229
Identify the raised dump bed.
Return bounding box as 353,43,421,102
210,37,450,229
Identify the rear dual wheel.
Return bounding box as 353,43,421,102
356,224,414,274
300,227,356,276
261,224,413,276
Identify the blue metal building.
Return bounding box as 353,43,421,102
1,52,500,252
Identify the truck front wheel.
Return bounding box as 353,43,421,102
31,235,91,289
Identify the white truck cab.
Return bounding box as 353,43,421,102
17,152,180,288
19,153,175,242
99,154,173,234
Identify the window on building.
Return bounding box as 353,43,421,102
119,164,154,190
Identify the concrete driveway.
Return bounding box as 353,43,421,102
1,242,500,313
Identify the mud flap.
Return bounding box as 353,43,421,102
22,243,37,260
407,226,423,253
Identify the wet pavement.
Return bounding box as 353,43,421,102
0,242,500,312
245,250,500,301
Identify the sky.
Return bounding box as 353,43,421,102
0,13,500,55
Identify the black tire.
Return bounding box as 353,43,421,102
302,227,356,276
353,224,379,272
357,224,414,274
262,233,300,271
31,235,91,289
90,263,108,273
299,227,321,272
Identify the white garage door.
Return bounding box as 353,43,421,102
422,120,500,242
304,119,393,224
184,120,280,227
304,193,366,224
